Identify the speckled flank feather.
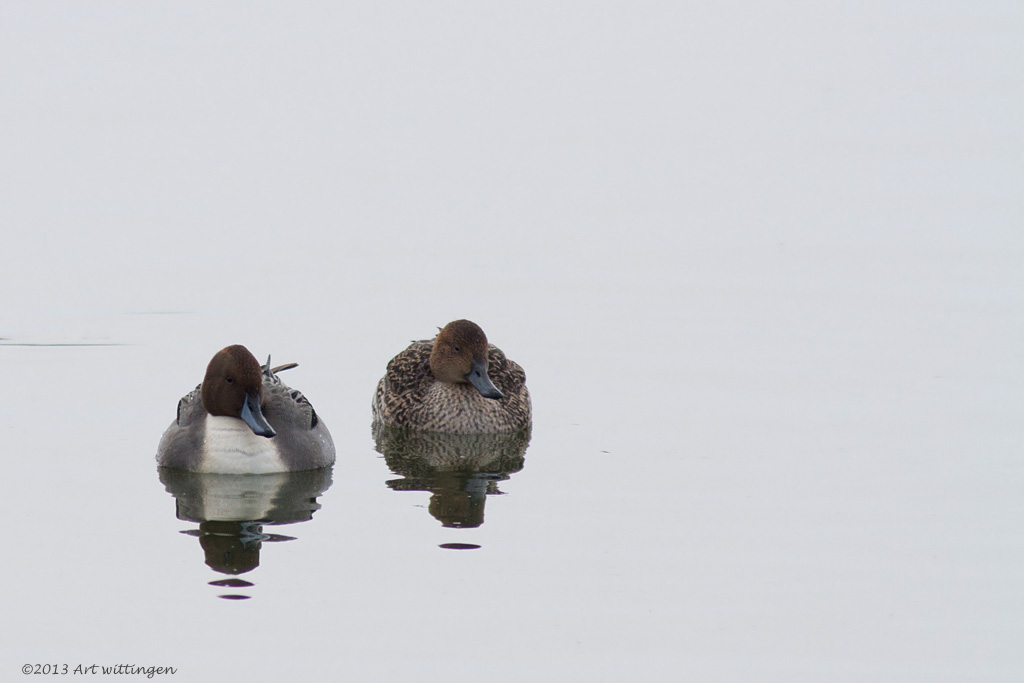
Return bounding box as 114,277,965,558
372,339,532,433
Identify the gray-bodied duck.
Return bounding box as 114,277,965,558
372,320,531,433
157,345,335,473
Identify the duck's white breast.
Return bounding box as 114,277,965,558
200,416,286,474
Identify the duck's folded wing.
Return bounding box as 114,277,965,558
384,341,434,395
487,346,526,393
175,385,204,426
264,379,321,429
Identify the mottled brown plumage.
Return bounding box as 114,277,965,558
372,321,531,433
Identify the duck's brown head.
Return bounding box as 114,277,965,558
429,320,503,399
200,344,276,437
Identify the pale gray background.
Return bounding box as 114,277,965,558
2,2,1021,681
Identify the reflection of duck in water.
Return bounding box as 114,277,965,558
157,345,335,473
372,320,531,433
373,424,530,528
159,467,332,599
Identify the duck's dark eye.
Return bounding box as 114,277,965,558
225,375,234,384
453,346,460,352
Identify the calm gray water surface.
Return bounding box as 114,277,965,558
3,3,1022,681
